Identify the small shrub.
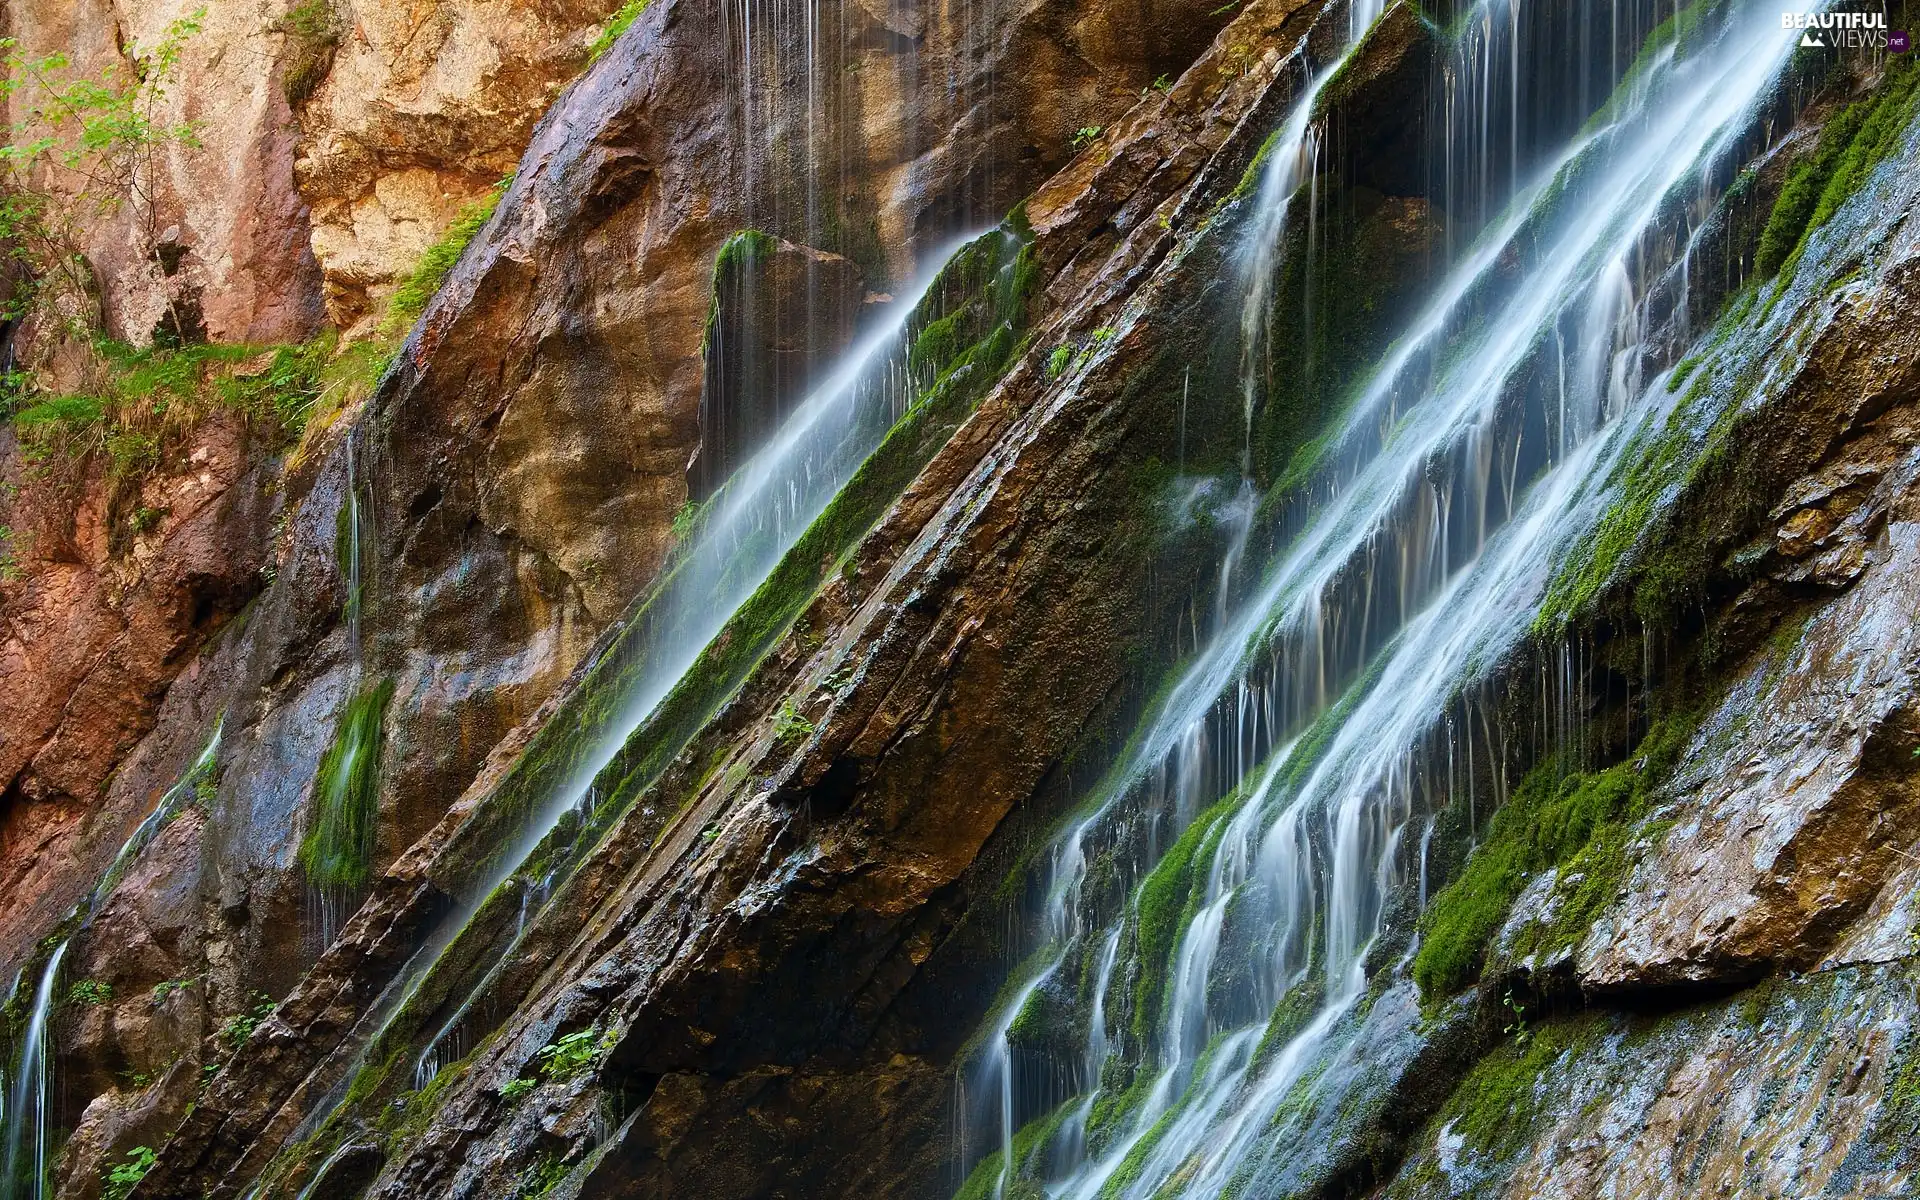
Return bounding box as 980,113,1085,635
151,977,197,1004
218,993,276,1052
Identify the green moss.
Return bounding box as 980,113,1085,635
299,679,395,889
1757,58,1919,278
1229,128,1283,202
1579,0,1717,134
1437,1015,1599,1158
1412,711,1696,997
384,176,513,334
1247,973,1327,1070
1129,793,1239,1046
273,0,341,106
1084,1067,1157,1153
1533,299,1762,634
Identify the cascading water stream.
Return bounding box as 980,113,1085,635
0,721,222,1200
407,230,993,1086
960,0,1813,1194
0,943,67,1200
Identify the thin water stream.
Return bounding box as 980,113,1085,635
0,721,223,1200
405,230,991,1085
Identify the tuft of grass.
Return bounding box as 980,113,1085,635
587,0,651,62
299,678,395,890
4,335,334,512
382,176,513,335
271,0,342,107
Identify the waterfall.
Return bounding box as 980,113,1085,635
408,228,996,1088
0,718,220,1200
0,942,67,1200
958,0,1813,1193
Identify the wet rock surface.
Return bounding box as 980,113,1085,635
8,2,1920,1200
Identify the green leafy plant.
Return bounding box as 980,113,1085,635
515,1151,570,1198
1070,125,1104,149
67,978,112,1006
102,1145,157,1200
1501,989,1531,1045
534,1027,612,1080
499,1076,537,1102
671,497,707,541
587,0,652,62
218,993,276,1052
773,698,815,743
1045,344,1073,379
151,976,198,1004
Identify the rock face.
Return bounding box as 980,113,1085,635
9,2,1920,1200
4,0,1251,1194
0,412,272,964
1,0,324,350
1383,962,1920,1200
292,0,614,333
694,235,866,496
